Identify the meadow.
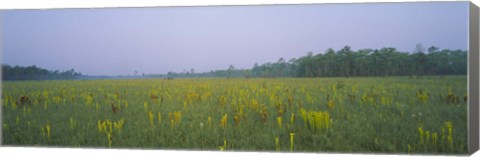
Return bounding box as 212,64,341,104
1,76,468,154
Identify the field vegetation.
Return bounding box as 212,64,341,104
1,76,467,154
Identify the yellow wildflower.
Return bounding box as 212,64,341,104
277,117,282,129
290,133,295,152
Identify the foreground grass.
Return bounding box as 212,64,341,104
1,76,468,154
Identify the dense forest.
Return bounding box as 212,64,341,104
1,64,82,80
2,43,468,80
165,44,467,78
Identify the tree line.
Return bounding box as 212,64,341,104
2,64,82,80
165,43,467,78
2,43,467,80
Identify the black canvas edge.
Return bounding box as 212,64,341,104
469,1,479,156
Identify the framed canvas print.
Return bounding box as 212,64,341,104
1,0,479,156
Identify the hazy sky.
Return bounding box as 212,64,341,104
1,2,469,76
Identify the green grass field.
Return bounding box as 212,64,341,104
1,76,468,154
